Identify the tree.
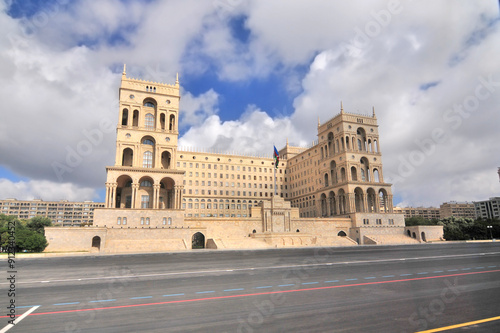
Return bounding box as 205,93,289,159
26,216,52,235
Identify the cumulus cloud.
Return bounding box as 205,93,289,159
179,88,219,128
0,179,98,201
0,0,498,208
179,105,305,156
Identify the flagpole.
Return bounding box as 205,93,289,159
274,162,277,197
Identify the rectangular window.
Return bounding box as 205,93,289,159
117,217,121,225
123,217,127,225
141,195,149,209
141,217,144,225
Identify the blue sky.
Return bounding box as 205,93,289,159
0,0,499,207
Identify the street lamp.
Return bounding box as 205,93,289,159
487,225,493,240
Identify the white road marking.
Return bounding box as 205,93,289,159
0,305,39,333
3,251,500,286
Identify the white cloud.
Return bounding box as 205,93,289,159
179,105,304,156
179,88,219,128
0,178,99,201
0,0,499,208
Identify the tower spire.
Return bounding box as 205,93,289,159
318,116,320,127
175,72,179,85
340,101,344,114
122,64,126,76
372,106,376,118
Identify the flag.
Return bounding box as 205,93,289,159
273,146,279,168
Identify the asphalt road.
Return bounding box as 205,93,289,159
2,242,500,333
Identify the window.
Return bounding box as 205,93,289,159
144,102,155,108
123,217,127,225
141,217,144,225
140,180,152,187
145,113,154,129
143,151,153,168
117,217,121,225
141,195,149,209
142,139,154,145
146,217,150,225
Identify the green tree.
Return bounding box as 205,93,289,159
26,216,52,235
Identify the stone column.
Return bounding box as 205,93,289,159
388,195,394,213
153,184,160,209
348,193,356,214
110,184,117,209
363,194,369,213
105,183,110,208
131,183,139,209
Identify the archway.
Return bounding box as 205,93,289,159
421,232,426,242
412,232,416,239
192,232,205,249
337,231,347,237
91,236,101,250
407,230,411,237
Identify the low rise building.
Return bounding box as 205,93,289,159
474,197,500,220
439,202,476,219
0,198,104,226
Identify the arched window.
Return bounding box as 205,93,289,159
160,113,165,130
133,110,139,127
144,102,155,108
373,169,380,182
122,109,128,126
351,166,357,181
143,151,153,168
142,139,154,145
169,115,175,131
145,113,154,129
140,180,152,187
361,169,366,181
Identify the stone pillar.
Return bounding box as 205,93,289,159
348,193,355,214
335,195,341,215
388,195,394,213
131,183,139,209
105,183,110,208
153,184,160,209
110,184,117,209
363,194,368,213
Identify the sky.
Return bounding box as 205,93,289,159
0,0,499,207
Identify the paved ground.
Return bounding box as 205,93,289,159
1,243,500,332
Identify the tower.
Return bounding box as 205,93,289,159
315,104,393,217
104,67,184,210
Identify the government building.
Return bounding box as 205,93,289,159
45,68,443,253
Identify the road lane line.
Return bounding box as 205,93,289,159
364,277,376,279
89,299,116,303
16,305,40,309
0,305,39,333
416,315,500,332
382,275,395,278
278,284,295,287
324,280,339,283
3,270,499,319
7,251,500,285
195,291,215,294
163,293,184,297
302,282,319,285
254,286,272,289
223,288,244,292
130,296,152,300
345,278,357,281
53,302,80,306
